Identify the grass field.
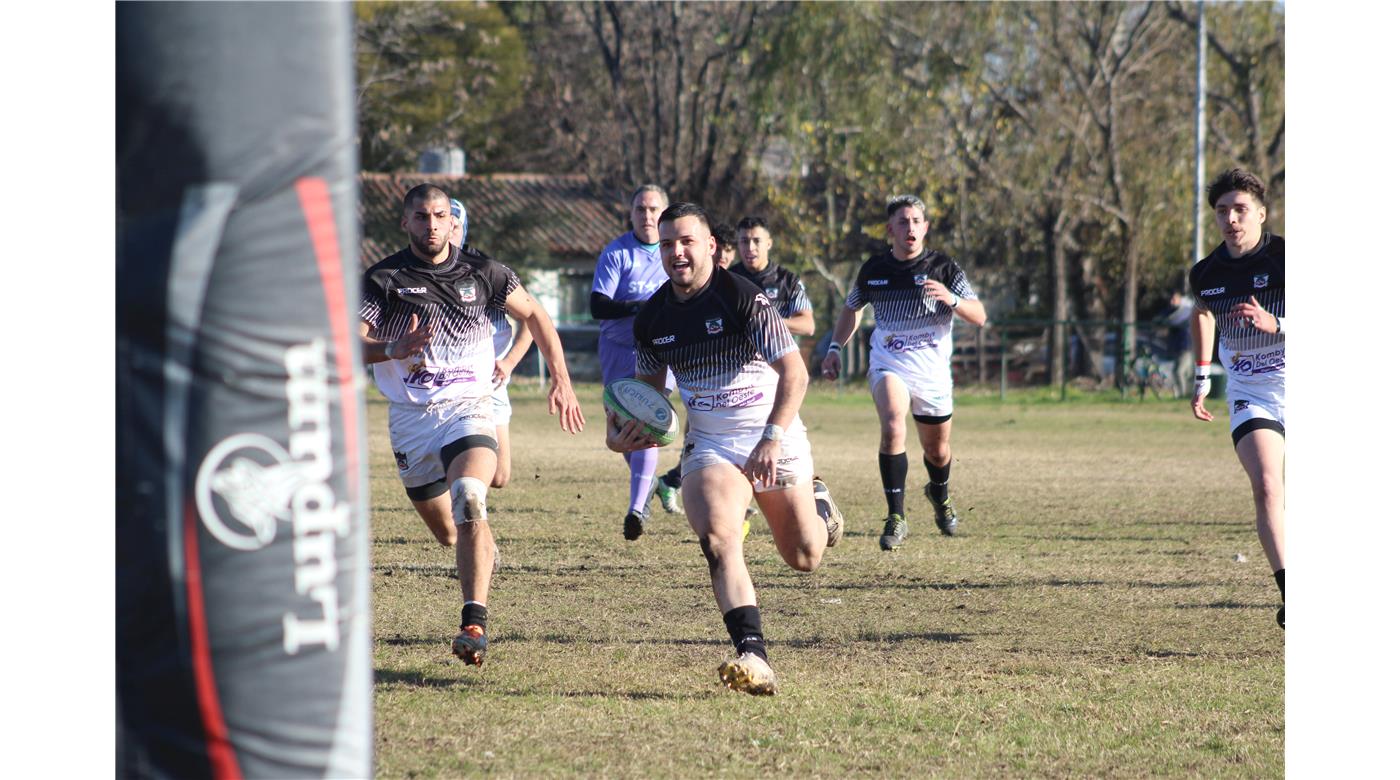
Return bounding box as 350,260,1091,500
367,382,1282,778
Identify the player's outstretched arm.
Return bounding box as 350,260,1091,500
820,305,860,380
1190,306,1216,422
505,287,585,433
360,313,431,364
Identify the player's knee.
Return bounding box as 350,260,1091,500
491,467,510,490
450,477,489,526
432,525,457,547
698,535,721,576
1251,470,1283,506
879,426,904,451
700,531,742,572
783,544,822,573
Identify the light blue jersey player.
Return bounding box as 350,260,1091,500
590,184,675,540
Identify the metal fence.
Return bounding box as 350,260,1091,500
827,318,1199,401
513,317,1204,402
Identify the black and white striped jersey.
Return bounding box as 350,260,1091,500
634,267,797,434
360,244,520,405
1189,233,1284,390
844,248,977,376
732,262,812,320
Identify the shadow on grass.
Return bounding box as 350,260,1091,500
1144,649,1204,659
1175,601,1274,611
763,577,1107,592
380,631,974,650
785,631,973,647
374,668,464,689
374,668,711,700
371,562,685,578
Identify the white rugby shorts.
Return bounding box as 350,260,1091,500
868,362,953,419
680,418,813,493
389,395,496,488
491,377,512,426
1227,380,1285,435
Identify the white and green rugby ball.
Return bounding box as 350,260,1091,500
603,378,679,446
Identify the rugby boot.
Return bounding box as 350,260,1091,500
718,652,777,696
740,505,759,540
655,472,683,514
452,624,488,667
878,513,908,551
924,483,959,536
812,477,844,548
623,505,651,541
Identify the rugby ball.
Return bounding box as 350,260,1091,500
603,378,679,446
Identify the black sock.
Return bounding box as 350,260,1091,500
1274,568,1284,600
461,601,488,630
661,463,682,489
722,605,767,661
878,452,907,517
924,457,951,503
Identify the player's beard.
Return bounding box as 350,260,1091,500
410,232,446,258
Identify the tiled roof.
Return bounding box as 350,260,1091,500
358,173,623,269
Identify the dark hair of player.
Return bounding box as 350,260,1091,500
711,221,737,250
1207,168,1268,209
886,194,927,218
659,202,711,229
403,183,450,212
735,216,769,234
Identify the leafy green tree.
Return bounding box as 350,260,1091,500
355,1,530,172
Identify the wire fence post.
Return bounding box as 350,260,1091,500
999,328,1007,401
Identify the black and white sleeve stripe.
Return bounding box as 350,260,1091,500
749,302,797,364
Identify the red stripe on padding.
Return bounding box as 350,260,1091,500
295,176,362,503
184,501,242,779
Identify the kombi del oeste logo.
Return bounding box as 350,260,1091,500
195,338,349,656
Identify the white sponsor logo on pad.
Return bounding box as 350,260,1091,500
195,339,348,655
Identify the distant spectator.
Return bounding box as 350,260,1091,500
1162,290,1195,398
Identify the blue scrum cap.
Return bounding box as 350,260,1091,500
450,198,468,247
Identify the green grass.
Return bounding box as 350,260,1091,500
368,382,1281,778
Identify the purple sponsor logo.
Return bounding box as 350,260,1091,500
1229,348,1284,377
405,365,477,389
688,387,764,411
882,332,935,354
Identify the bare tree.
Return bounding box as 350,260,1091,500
506,1,788,217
